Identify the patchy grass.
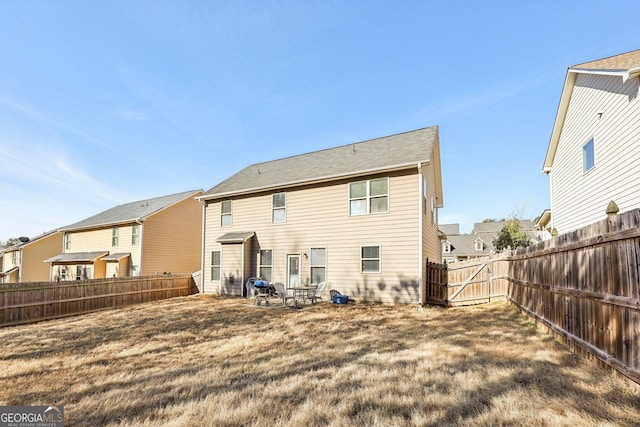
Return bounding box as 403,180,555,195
1,296,639,426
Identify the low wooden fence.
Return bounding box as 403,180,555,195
0,274,195,327
425,208,640,386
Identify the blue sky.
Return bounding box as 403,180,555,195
1,1,639,240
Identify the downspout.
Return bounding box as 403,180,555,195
200,202,206,294
136,219,144,276
417,162,424,306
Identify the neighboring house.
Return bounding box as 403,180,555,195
543,48,640,234
198,127,444,304
441,220,538,263
534,209,553,241
0,232,63,283
45,190,203,281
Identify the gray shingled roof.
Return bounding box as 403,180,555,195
45,251,108,263
445,234,494,257
60,190,202,231
201,127,438,199
439,224,460,236
216,231,256,243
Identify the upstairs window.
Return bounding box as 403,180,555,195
583,138,595,173
132,224,140,246
259,249,273,281
272,193,286,223
474,238,484,252
423,178,428,216
443,241,451,254
349,178,388,216
111,227,119,247
221,201,232,227
65,234,71,250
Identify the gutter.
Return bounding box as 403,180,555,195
197,161,426,201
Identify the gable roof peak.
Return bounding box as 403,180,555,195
60,189,203,231
571,48,640,72
201,126,440,199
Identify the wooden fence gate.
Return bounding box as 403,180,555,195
425,256,509,306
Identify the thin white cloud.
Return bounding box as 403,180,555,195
413,69,558,122
0,96,131,158
114,108,149,122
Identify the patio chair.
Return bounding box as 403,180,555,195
315,281,327,300
273,283,294,307
306,281,327,304
245,277,258,298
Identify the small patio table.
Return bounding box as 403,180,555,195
289,286,317,308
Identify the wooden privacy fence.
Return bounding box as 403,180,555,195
0,274,195,327
425,208,640,386
425,256,509,306
507,209,640,385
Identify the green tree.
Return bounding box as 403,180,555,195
494,219,531,252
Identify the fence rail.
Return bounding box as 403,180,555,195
0,274,195,327
425,208,640,386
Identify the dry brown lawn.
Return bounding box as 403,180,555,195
1,295,639,426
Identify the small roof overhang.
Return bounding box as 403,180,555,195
45,251,109,263
102,253,131,261
216,231,255,244
0,267,19,276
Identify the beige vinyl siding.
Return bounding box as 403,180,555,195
421,162,442,263
20,232,63,282
141,194,202,276
551,74,640,233
66,226,142,277
203,170,423,303
3,249,20,270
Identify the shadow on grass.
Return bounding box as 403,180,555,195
1,296,639,426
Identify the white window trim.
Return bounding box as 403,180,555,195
112,227,119,247
360,244,381,273
309,247,327,285
132,224,141,246
65,234,71,250
349,177,389,216
272,193,286,223
583,137,595,174
221,200,232,227
259,249,273,281
211,250,221,282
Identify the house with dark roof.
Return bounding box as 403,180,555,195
543,48,640,234
0,231,62,283
198,127,444,304
45,190,203,281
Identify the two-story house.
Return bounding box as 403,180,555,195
45,190,203,281
198,127,444,304
543,48,640,234
0,231,62,283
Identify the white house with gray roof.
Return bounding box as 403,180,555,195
198,126,444,304
46,190,203,281
543,48,640,234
